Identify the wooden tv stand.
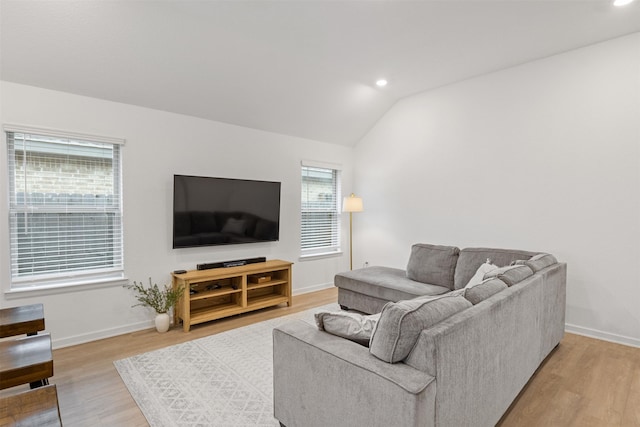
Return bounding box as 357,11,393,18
171,259,292,332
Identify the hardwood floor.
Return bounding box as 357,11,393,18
2,287,638,426
498,331,640,427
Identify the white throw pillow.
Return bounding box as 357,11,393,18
315,310,381,346
465,261,498,289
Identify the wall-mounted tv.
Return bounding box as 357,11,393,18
173,175,281,249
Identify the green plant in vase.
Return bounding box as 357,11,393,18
126,278,184,333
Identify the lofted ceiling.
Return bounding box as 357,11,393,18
1,1,640,146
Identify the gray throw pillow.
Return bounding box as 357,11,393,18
512,253,558,272
483,265,533,286
464,278,508,305
315,310,380,346
369,294,471,363
524,253,557,272
406,243,460,290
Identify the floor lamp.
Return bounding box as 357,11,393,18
343,193,363,270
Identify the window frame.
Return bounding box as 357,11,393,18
300,160,342,259
4,125,126,294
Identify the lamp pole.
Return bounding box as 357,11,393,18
349,210,354,270
343,193,363,271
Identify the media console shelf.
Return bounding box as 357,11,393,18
171,259,292,332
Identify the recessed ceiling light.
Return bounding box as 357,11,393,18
614,0,634,6
376,79,388,87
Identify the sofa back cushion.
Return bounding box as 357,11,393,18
406,243,460,290
464,278,508,305
454,247,538,289
514,253,558,272
369,294,471,363
483,265,534,286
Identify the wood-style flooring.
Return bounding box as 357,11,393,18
2,287,638,426
499,327,640,426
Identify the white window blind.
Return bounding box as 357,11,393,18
301,165,341,256
6,130,124,289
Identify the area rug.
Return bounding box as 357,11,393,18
114,303,339,427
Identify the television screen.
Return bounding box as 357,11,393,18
173,175,281,249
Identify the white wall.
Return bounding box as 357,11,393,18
3,33,638,349
0,82,353,347
354,33,640,347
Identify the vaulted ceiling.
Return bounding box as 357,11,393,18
2,1,639,145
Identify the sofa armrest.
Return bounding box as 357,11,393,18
273,320,436,427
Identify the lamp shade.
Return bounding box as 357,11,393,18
343,194,363,213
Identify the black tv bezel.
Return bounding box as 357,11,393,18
172,174,281,249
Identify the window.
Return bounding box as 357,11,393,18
301,162,341,257
6,127,124,290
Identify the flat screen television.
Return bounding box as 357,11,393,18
173,175,281,249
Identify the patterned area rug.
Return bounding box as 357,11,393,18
114,303,338,427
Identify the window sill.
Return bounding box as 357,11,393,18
299,251,343,262
4,276,129,299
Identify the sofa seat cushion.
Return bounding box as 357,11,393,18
335,266,450,302
315,310,381,346
454,247,538,289
406,243,460,290
464,278,508,305
483,265,534,286
370,294,472,363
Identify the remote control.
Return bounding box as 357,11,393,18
173,269,187,274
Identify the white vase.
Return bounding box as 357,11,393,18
155,312,171,333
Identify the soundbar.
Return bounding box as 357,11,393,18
197,257,267,270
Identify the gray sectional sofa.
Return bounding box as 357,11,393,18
273,244,567,427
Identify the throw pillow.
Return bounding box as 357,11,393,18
369,294,471,363
524,253,557,272
483,265,533,286
511,253,557,272
406,243,460,290
315,310,381,346
465,260,498,289
464,278,508,305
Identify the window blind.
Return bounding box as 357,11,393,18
301,165,341,256
6,131,124,288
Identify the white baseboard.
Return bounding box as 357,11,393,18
565,323,640,348
52,320,153,349
53,283,335,349
292,282,334,296
52,300,638,351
